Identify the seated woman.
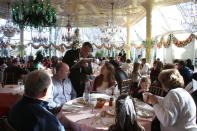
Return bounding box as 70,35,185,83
129,62,142,89
133,77,151,101
108,94,144,131
146,69,197,131
92,62,117,95
150,61,163,85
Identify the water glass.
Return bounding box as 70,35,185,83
83,92,90,104
142,92,150,103
89,99,97,113
17,79,23,86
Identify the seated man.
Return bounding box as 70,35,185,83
48,62,76,108
8,70,65,131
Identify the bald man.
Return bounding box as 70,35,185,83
8,70,65,131
48,62,76,108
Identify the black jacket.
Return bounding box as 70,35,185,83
62,49,92,97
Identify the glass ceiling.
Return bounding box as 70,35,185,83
131,4,186,42
0,2,194,56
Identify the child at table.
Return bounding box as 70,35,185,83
132,77,151,101
108,94,144,131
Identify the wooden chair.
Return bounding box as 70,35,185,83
0,116,16,131
0,93,21,117
3,71,16,85
120,79,132,94
149,86,166,97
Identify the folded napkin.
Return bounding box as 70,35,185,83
65,110,96,122
135,99,153,111
77,115,114,130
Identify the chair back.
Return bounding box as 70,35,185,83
149,86,165,96
115,69,128,90
0,116,16,131
0,93,21,117
120,79,132,94
3,71,16,85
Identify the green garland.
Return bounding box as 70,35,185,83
157,33,197,48
12,0,56,28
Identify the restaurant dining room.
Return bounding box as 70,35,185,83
0,0,197,131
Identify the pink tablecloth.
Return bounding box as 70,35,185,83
63,97,154,131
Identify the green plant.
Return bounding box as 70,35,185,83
95,50,105,58
12,0,56,28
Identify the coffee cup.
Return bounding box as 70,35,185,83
142,92,150,102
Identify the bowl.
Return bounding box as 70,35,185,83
95,98,106,108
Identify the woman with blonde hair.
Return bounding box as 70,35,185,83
145,69,197,131
133,77,151,101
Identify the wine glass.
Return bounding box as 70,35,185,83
16,79,24,94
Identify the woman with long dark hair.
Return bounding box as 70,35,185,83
108,94,144,131
92,62,116,93
130,62,142,89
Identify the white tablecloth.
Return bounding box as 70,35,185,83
0,85,24,95
63,94,154,131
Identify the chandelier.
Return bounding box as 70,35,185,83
12,0,56,28
178,0,197,33
0,20,20,38
0,3,20,38
100,2,122,44
61,15,80,45
62,15,72,43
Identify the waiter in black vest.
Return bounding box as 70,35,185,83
62,42,93,97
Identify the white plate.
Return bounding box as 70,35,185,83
62,104,82,112
90,93,110,100
66,97,86,105
79,58,94,61
137,110,154,118
66,93,110,106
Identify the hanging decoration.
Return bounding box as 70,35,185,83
0,42,125,51
62,15,72,43
0,3,20,38
12,0,56,28
92,43,124,50
61,26,80,49
62,28,81,49
4,33,196,51
0,20,20,38
157,33,197,48
32,35,48,44
99,2,123,47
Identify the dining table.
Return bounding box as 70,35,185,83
62,93,154,131
0,85,24,117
